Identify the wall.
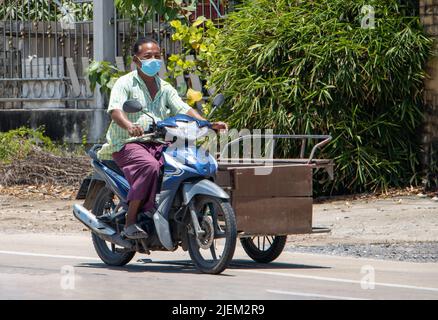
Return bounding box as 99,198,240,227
0,109,109,144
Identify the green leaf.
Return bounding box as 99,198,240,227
248,43,263,50
193,16,207,27
199,43,208,52
170,20,182,29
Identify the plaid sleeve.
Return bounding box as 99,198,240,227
166,85,192,115
107,77,129,114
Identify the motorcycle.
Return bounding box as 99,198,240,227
73,95,237,274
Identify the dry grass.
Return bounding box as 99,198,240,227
0,145,91,200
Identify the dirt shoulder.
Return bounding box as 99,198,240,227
0,195,86,234
287,196,438,263
291,196,438,245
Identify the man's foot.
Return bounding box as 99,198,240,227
121,223,148,239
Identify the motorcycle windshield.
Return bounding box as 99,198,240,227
164,121,209,142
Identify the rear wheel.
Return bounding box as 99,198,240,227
240,236,287,263
186,195,237,274
91,187,135,266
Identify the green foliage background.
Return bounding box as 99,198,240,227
208,0,433,194
0,127,87,165
0,127,56,164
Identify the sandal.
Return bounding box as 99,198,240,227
122,223,148,239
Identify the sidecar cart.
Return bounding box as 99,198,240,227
215,134,333,263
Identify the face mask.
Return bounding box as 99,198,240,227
137,57,162,77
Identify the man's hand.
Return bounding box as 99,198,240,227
185,108,228,132
211,121,228,132
127,124,144,137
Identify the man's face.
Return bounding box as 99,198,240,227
133,42,161,69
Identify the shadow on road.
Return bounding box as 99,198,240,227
76,261,200,275
76,258,329,275
229,259,329,270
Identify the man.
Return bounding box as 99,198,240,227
97,37,227,239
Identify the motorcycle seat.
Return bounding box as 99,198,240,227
102,160,124,177
88,144,125,177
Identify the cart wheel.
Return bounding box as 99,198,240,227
240,236,287,263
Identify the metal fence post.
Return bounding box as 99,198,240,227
93,0,115,109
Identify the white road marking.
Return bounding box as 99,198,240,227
233,270,438,293
266,289,369,300
1,250,438,294
0,250,100,261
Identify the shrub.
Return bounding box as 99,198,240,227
208,0,433,194
0,127,56,164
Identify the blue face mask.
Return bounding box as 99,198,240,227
138,58,162,77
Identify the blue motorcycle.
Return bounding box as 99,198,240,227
73,95,237,274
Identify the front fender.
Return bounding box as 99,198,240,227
182,179,229,205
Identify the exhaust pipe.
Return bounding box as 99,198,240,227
73,204,133,249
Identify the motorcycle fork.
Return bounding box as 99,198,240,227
188,202,205,238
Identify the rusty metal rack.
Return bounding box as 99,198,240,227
214,134,333,237
218,134,332,163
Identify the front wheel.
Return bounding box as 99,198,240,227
186,195,237,274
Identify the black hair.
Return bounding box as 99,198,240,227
132,37,160,55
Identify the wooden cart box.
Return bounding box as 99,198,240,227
216,162,319,236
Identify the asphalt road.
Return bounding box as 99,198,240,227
0,233,437,300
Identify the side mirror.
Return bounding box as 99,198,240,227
212,94,225,109
122,99,157,128
208,94,225,118
123,100,143,113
